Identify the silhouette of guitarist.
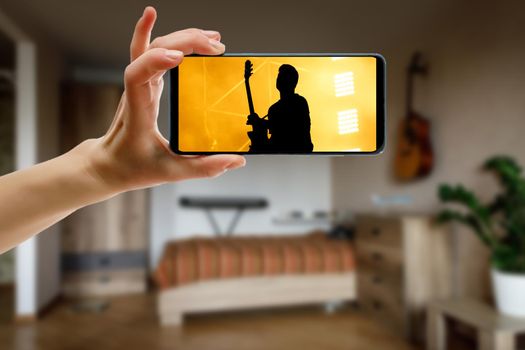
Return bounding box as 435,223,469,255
245,63,314,153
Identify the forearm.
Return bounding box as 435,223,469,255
0,140,118,253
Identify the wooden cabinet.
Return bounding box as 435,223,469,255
60,83,148,297
355,215,453,342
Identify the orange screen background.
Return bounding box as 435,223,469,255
178,56,377,152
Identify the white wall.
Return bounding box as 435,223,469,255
174,156,332,234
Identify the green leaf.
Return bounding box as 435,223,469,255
438,184,491,222
436,210,494,247
438,155,525,273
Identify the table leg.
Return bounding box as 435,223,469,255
478,330,514,350
427,306,447,350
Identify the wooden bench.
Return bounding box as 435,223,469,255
427,299,525,350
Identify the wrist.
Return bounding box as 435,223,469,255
69,139,126,201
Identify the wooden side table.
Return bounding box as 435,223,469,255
427,299,525,350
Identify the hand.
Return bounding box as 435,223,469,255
247,113,260,125
80,6,246,193
0,6,248,252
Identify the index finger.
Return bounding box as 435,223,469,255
130,6,157,62
149,29,225,55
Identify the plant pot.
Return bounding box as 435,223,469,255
492,268,525,318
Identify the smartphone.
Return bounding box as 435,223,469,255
170,53,386,155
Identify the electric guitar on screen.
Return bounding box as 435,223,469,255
244,60,269,152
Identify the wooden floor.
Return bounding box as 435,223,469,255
0,293,420,350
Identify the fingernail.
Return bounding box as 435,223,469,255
165,50,183,60
209,38,225,51
202,30,220,37
226,159,246,170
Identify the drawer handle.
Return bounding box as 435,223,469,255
372,300,382,310
372,252,383,261
99,257,110,266
371,227,381,236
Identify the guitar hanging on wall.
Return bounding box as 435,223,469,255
394,52,434,181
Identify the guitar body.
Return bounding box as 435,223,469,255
394,112,434,180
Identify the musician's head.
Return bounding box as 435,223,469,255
277,64,299,95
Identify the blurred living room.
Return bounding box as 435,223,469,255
2,0,525,349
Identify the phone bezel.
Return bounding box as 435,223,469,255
169,53,386,155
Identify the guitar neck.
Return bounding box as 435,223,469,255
244,79,255,115
406,54,427,117
406,72,414,116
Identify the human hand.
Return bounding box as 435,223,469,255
79,6,246,193
247,113,260,125
0,6,249,251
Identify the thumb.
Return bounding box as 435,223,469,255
170,155,247,181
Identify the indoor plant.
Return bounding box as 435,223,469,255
438,156,525,317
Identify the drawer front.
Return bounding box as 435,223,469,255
62,190,148,253
62,269,146,297
62,251,147,272
360,293,405,335
357,269,403,306
355,241,403,279
359,277,406,334
355,216,402,248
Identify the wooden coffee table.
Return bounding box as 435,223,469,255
427,299,525,350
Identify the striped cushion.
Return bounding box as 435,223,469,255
154,231,354,290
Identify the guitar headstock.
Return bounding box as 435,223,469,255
408,52,428,76
244,60,253,80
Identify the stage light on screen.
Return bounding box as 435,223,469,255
337,109,359,135
331,57,346,61
334,72,355,97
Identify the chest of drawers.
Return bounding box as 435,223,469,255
60,84,148,297
355,215,453,341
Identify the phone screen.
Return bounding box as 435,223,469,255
170,54,385,154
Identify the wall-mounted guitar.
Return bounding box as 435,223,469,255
244,60,269,152
394,52,434,181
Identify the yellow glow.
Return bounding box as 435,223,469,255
178,56,377,152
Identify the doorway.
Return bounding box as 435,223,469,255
0,29,15,324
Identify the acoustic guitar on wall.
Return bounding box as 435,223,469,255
394,52,434,181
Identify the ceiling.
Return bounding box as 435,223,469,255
0,1,478,69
